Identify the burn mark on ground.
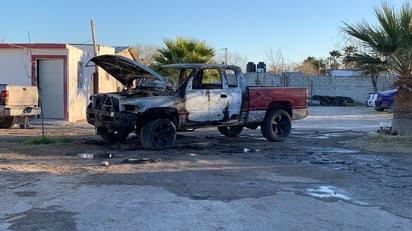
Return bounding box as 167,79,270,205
7,206,77,231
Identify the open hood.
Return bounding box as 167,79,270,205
88,55,164,86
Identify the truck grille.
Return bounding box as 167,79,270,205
94,95,119,112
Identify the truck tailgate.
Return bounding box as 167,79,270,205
3,85,39,106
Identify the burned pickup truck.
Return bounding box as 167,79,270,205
86,55,308,149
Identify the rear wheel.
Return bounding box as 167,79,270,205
0,116,16,129
261,109,291,142
218,125,244,137
141,119,176,149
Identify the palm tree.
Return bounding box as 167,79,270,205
301,56,326,75
342,1,412,136
343,53,387,93
342,45,357,69
343,45,357,56
329,50,342,69
153,37,215,65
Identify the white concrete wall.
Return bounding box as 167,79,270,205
72,44,123,93
95,46,123,93
244,72,397,104
67,44,121,122
0,44,129,122
66,45,89,122
0,49,33,85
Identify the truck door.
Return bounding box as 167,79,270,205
223,68,242,120
185,68,228,122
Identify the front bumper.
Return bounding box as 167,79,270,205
86,108,137,131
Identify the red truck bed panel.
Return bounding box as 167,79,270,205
248,87,308,111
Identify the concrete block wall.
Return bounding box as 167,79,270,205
244,72,396,103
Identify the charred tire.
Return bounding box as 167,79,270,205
261,109,291,142
141,119,176,149
218,125,244,137
0,116,16,129
99,128,130,143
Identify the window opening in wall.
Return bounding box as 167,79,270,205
77,61,84,89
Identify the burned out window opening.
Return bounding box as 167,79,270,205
225,69,238,88
192,68,222,89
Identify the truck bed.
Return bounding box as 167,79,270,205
248,86,308,120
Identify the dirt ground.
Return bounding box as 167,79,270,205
1,106,412,230
0,114,399,177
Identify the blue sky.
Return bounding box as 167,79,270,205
0,0,406,64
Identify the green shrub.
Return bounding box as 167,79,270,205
22,136,72,145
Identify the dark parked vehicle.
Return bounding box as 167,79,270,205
311,95,354,106
375,89,397,111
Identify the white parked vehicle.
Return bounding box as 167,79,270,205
0,84,41,128
365,93,377,107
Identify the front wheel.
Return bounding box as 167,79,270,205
98,127,130,143
0,116,16,129
141,119,176,149
218,125,244,137
261,109,291,142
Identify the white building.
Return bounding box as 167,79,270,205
330,69,363,77
0,43,132,122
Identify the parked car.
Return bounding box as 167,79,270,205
365,93,377,107
375,89,397,111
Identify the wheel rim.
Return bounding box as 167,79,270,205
271,114,288,136
152,122,174,147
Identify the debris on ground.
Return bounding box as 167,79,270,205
120,157,161,164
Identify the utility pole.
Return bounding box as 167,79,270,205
90,19,99,93
224,48,228,65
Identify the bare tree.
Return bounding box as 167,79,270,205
214,50,248,70
265,48,284,74
133,43,159,66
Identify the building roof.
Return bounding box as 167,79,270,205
0,43,68,49
115,46,129,53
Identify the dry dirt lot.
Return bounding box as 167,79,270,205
1,106,412,230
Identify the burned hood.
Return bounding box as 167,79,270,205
88,55,164,86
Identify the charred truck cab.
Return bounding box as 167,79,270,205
86,55,308,149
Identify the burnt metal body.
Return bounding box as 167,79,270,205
86,55,308,148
